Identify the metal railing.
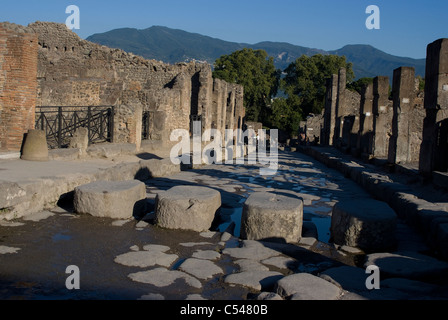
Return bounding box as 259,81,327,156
35,106,114,149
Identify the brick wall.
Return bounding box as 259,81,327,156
0,25,38,152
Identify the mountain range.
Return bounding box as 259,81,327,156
86,26,426,80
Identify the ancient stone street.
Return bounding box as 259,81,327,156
1,149,447,301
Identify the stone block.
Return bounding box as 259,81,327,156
69,127,89,156
20,130,49,162
240,192,303,243
330,199,397,252
155,186,221,232
74,180,147,219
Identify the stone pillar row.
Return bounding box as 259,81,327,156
322,38,448,176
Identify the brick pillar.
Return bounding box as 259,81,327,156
420,38,448,174
0,26,38,152
388,67,416,164
323,74,338,146
372,76,392,158
358,83,374,155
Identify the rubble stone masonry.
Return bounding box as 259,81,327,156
0,21,245,152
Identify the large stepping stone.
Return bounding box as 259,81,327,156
74,180,147,219
330,199,397,252
240,192,303,243
155,186,221,232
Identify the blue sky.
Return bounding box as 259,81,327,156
1,0,447,59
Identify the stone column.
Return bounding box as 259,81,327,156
388,67,416,164
198,67,213,140
334,68,347,143
372,76,392,159
358,83,374,155
420,38,448,174
323,74,338,146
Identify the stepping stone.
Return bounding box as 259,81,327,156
74,180,147,219
155,186,221,232
275,273,342,300
240,192,303,243
330,199,397,252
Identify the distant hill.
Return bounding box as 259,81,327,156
87,26,426,80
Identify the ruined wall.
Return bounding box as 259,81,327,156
322,66,424,165
322,75,338,146
372,76,393,159
20,22,244,150
420,39,448,174
0,23,38,152
386,67,425,165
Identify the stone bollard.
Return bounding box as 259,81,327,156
240,192,303,243
21,129,49,161
155,186,221,232
69,127,89,157
74,180,147,220
330,199,397,252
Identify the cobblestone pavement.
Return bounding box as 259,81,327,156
1,151,447,301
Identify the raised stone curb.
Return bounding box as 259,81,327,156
74,180,147,219
363,251,448,280
139,158,181,178
0,145,184,220
301,146,448,260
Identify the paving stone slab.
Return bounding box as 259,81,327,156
275,273,342,300
225,270,284,291
223,240,281,260
319,266,369,292
0,246,21,254
179,258,224,280
128,267,202,289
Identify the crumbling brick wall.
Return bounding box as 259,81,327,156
0,23,38,152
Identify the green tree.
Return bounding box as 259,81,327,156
347,77,374,94
282,54,355,117
270,97,302,135
213,48,280,123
